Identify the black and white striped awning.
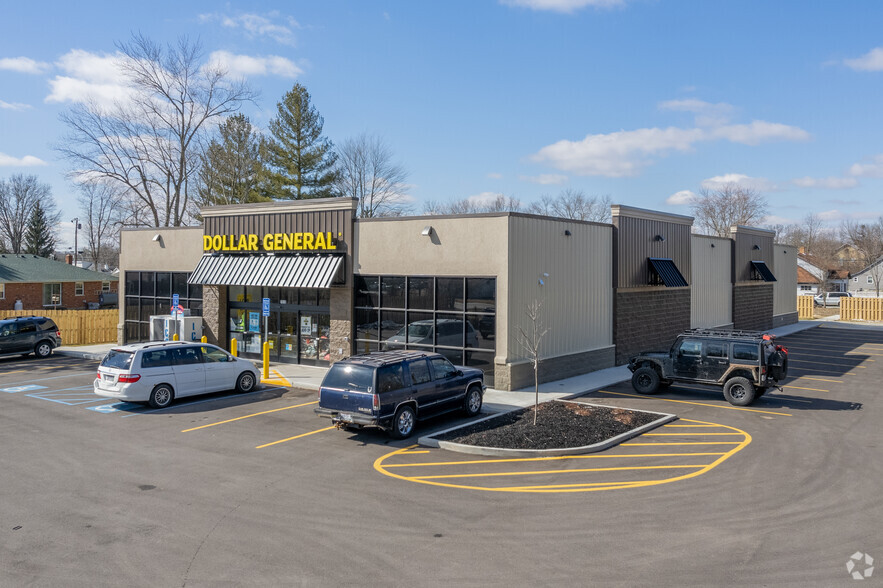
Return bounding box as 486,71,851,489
188,254,344,288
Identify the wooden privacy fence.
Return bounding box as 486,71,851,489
0,309,118,345
840,297,883,322
797,295,815,320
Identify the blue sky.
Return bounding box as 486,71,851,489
1,0,882,248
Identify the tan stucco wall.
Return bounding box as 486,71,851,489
118,227,206,342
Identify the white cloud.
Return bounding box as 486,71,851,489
518,173,568,185
700,173,778,192
0,56,51,74
500,0,624,13
486,172,503,179
467,192,504,206
0,153,48,167
45,50,133,108
848,154,883,178
763,214,798,225
666,190,696,205
844,47,883,72
200,11,300,46
791,176,859,189
0,100,31,111
207,51,303,79
530,115,810,177
817,209,845,222
659,98,734,126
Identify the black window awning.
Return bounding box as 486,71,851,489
187,254,344,288
648,257,688,287
751,260,777,282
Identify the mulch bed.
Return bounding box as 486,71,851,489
434,401,661,450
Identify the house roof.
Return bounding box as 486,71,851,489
0,254,119,284
797,266,820,284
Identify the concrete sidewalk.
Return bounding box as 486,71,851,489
54,320,826,410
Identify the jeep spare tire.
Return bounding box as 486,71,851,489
632,366,661,394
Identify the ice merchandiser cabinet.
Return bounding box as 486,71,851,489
149,313,203,342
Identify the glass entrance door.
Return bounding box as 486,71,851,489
298,313,331,365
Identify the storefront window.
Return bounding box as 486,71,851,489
436,278,464,311
466,278,496,312
155,272,171,298
124,271,202,344
355,309,379,341
381,276,405,309
355,276,379,307
140,272,155,297
407,277,433,309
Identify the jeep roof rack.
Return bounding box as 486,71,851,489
682,328,768,340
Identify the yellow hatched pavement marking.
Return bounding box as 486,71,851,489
374,418,751,493
260,369,291,386
598,390,793,416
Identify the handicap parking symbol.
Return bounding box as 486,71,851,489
1,384,48,393
87,402,140,414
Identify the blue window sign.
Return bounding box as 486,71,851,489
248,312,261,332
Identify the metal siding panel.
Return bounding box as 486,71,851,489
773,245,798,316
616,216,691,288
690,235,733,328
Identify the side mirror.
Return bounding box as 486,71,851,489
455,369,463,376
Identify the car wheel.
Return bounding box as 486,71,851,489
236,371,256,393
463,385,482,417
148,384,175,409
34,340,53,358
723,377,756,406
631,366,661,394
389,405,416,439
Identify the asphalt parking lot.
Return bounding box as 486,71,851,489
1,323,880,586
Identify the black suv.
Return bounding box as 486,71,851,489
0,316,62,358
315,350,486,439
627,329,788,406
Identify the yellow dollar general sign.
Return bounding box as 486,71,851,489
203,232,338,252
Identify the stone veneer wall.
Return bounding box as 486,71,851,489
614,288,691,365
494,346,615,391
202,285,226,347
329,287,352,364
733,283,774,331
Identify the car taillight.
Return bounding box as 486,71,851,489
118,374,141,383
56,331,61,338
372,393,380,412
96,372,101,379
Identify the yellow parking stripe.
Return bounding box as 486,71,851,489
181,400,318,432
413,464,706,481
788,359,865,368
781,385,828,393
597,390,793,416
642,432,744,436
382,452,729,468
663,424,720,428
256,426,335,449
622,442,742,446
795,376,841,383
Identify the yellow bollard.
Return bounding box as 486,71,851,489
201,335,207,343
172,333,179,341
231,338,238,357
262,341,270,380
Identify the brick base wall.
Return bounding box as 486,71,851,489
614,287,691,365
3,281,117,311
772,311,798,328
493,346,615,391
733,283,774,331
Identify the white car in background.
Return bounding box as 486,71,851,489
813,292,853,307
95,341,260,408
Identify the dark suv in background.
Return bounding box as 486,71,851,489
0,316,62,358
315,350,486,439
628,329,788,406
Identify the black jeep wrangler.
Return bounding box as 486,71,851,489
627,329,788,406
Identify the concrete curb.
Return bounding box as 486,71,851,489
54,348,107,361
418,399,676,458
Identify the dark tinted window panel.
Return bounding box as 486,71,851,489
172,273,188,298
407,277,433,309
435,347,463,366
466,278,496,312
466,351,495,377
245,286,262,304
751,261,777,282
140,272,155,297
733,343,759,361
354,276,379,307
435,315,464,347
125,322,140,343
706,342,727,358
139,299,155,322
405,311,433,345
381,276,405,309
301,288,318,306
354,340,381,355
125,272,139,296
376,364,405,393
125,297,139,321
187,300,203,317
156,298,171,316
467,315,494,349
317,288,330,307
155,272,171,297
379,310,405,342
187,282,202,300
408,359,432,385
648,258,688,288
436,278,463,311
139,323,151,341
355,309,379,341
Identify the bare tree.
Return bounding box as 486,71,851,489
334,133,410,217
423,194,521,215
840,218,883,270
516,299,549,425
78,182,124,268
56,34,256,228
691,184,768,237
526,189,611,222
0,175,58,253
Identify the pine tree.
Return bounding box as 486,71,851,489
266,83,338,199
196,114,271,208
24,200,56,257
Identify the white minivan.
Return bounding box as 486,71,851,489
95,341,260,408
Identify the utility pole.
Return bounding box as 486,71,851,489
71,217,81,266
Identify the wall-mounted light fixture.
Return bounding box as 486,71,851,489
421,226,433,237
752,244,761,250
152,234,163,244
654,234,665,242
710,243,715,248
564,230,572,236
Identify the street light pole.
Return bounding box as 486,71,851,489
70,217,80,266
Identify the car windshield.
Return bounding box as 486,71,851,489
101,349,134,370
406,324,433,338
322,363,375,392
